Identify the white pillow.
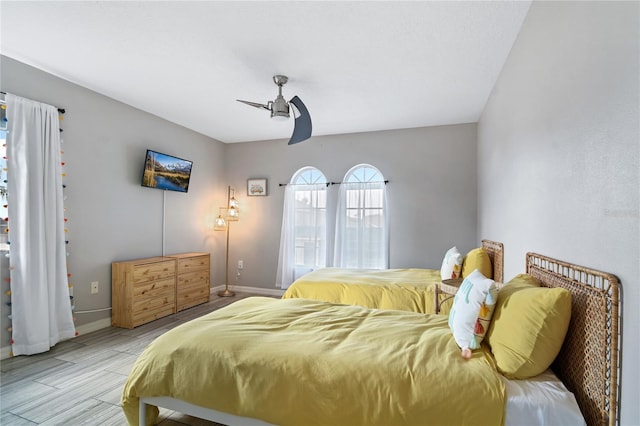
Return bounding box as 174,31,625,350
440,246,463,280
448,269,498,358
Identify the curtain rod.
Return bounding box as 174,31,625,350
0,91,65,114
279,180,389,187
278,182,331,187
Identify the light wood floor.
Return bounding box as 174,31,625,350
0,292,263,426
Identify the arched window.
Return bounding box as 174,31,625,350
276,167,328,288
334,164,388,269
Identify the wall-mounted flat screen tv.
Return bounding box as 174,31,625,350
141,149,193,193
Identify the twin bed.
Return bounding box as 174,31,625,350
281,239,504,314
121,247,620,426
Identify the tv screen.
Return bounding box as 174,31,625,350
141,149,193,193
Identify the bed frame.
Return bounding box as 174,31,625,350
481,239,504,282
139,396,270,426
139,251,619,426
526,253,620,426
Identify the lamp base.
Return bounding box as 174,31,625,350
217,288,236,297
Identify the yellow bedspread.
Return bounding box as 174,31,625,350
122,297,504,426
282,267,445,314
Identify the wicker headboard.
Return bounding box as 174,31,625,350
481,239,504,282
526,253,620,426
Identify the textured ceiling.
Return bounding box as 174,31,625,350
1,1,531,143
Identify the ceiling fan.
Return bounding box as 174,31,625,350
237,75,312,145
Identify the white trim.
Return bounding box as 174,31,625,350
140,397,274,426
75,317,112,336
0,317,112,360
210,285,285,297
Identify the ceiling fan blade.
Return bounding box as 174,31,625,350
237,99,270,111
288,96,312,145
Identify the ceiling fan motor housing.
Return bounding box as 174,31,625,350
270,95,290,120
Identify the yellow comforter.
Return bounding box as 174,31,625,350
283,267,447,314
122,297,504,426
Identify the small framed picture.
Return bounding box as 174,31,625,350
247,178,267,196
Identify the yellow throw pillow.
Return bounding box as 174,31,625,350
462,247,492,279
486,274,572,379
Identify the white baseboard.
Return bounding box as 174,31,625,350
211,284,285,297
0,286,283,360
76,317,112,336
0,317,113,360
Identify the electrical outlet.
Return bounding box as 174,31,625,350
91,281,99,294
237,260,244,269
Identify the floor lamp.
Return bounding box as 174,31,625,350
214,186,239,297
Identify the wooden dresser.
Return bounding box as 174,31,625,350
112,252,210,328
167,252,211,312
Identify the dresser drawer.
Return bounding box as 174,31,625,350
178,279,208,294
176,255,209,273
177,283,209,311
177,270,209,286
132,260,176,284
133,290,175,318
133,277,175,299
132,303,175,327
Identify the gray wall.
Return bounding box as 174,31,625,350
477,2,639,423
0,54,481,356
224,124,480,289
0,56,227,351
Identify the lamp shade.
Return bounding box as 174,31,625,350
228,191,239,220
227,205,239,221
229,195,239,209
214,210,227,231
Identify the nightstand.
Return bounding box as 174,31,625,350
434,278,463,314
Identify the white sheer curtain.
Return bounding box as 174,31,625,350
276,184,297,288
334,181,389,269
276,180,327,289
7,94,75,355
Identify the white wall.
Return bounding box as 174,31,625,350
0,56,228,351
478,2,639,423
223,124,480,289
7,3,636,418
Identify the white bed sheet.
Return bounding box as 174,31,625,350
503,369,586,426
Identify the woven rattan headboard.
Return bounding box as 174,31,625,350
481,239,504,282
526,253,620,426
